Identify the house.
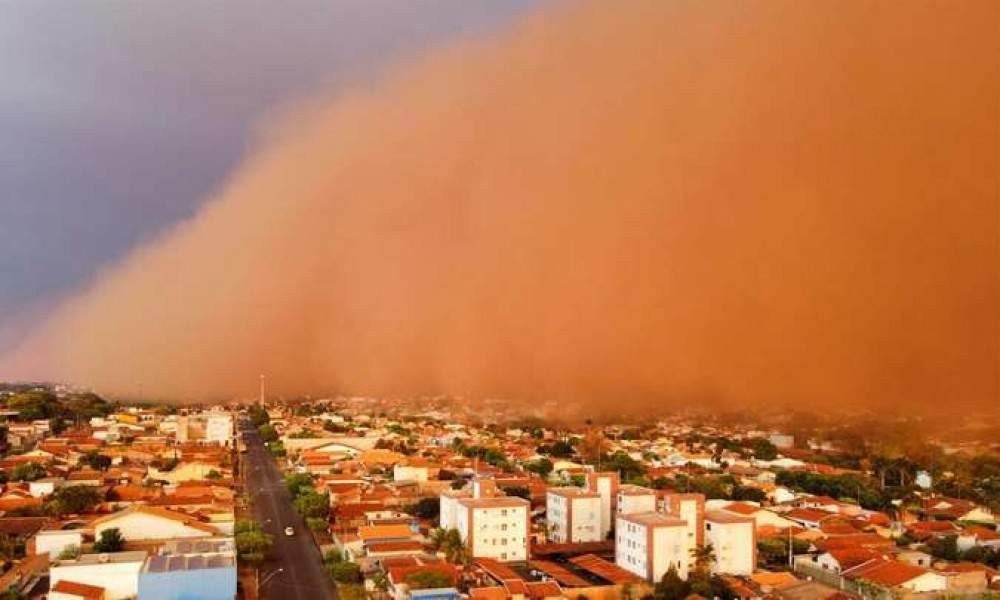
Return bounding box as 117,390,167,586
545,487,602,543
957,525,1000,552
35,529,85,558
843,557,948,595
785,508,836,530
921,497,994,523
92,505,220,542
386,559,461,600
719,502,798,531
29,476,64,498
49,551,148,600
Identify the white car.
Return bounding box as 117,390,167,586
284,526,295,536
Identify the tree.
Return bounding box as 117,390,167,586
80,451,112,471
928,535,960,562
451,479,468,490
58,545,81,560
654,565,690,600
430,528,469,565
329,561,361,584
405,570,453,590
306,517,328,532
205,469,222,480
502,486,530,500
285,473,315,496
10,462,46,482
235,521,272,564
409,497,440,520
248,405,269,428
335,584,366,600
294,491,330,519
690,543,717,575
94,528,124,552
525,458,554,478
546,440,576,459
258,424,279,443
732,485,767,503
749,438,778,461
46,485,100,516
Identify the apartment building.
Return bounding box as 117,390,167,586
443,476,530,562
661,492,705,573
617,485,657,517
175,413,234,446
616,512,690,582
705,511,755,576
586,471,620,539
546,487,602,543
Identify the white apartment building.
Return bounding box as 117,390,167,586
441,477,530,562
616,512,690,582
546,487,602,543
176,412,234,446
617,485,657,517
455,497,530,562
661,492,705,573
439,488,471,531
704,511,755,576
586,471,620,539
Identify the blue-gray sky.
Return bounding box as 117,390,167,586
0,0,537,338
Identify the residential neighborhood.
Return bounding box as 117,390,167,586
0,385,997,599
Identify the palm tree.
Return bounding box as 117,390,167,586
690,543,717,576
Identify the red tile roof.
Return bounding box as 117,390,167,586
51,580,105,600
569,554,643,584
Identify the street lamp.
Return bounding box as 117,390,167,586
257,567,284,596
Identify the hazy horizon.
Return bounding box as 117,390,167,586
2,0,997,414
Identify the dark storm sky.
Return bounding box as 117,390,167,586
0,0,536,338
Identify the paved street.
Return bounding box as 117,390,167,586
242,425,336,600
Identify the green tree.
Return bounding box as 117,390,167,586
409,497,440,520
502,486,530,500
285,473,315,496
294,491,330,519
405,570,453,590
654,565,690,600
11,462,46,482
748,438,778,460
94,528,125,552
235,521,272,564
79,451,112,471
46,485,100,516
329,561,361,584
258,424,279,443
525,458,554,477
247,405,269,428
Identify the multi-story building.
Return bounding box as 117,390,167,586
617,485,657,517
661,492,705,573
616,512,690,582
176,413,233,446
586,471,620,539
546,487,602,543
704,511,755,576
442,477,530,562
